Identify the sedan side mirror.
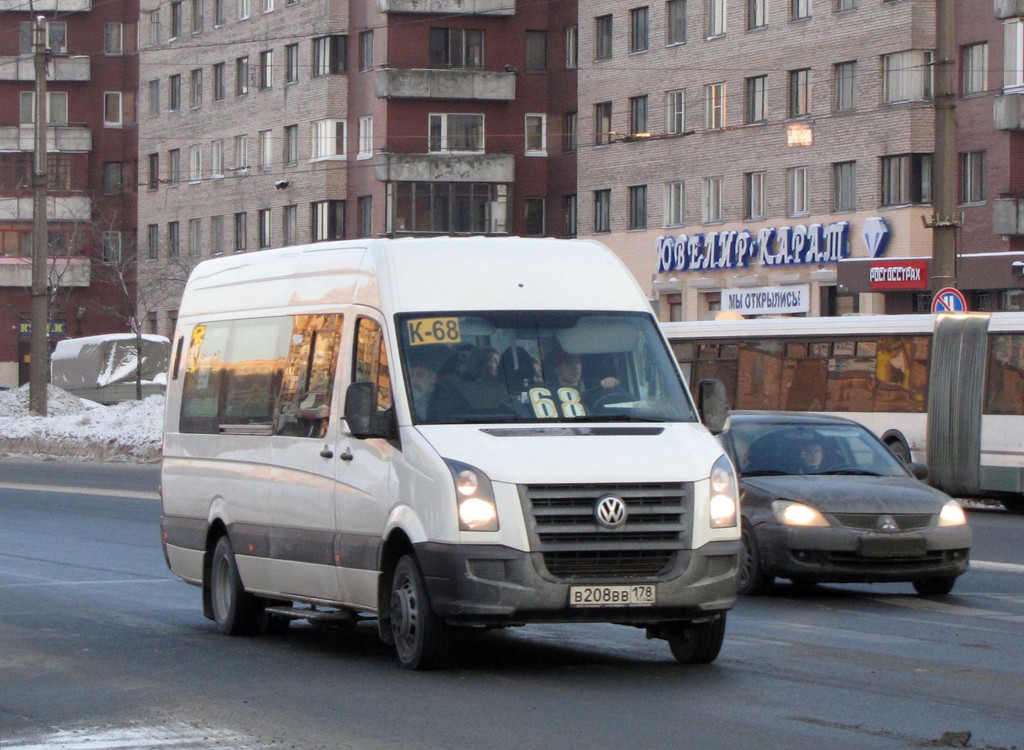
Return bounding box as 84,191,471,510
908,462,929,482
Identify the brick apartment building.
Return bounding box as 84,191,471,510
0,0,139,387
137,0,578,337
579,0,1024,321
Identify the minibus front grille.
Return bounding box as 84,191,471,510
521,482,693,580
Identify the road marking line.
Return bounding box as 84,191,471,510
0,482,158,500
971,560,1024,574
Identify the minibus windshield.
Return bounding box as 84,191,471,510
397,311,698,425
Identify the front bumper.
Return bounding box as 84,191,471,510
414,539,742,626
757,524,971,583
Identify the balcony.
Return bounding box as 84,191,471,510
0,125,92,152
994,0,1024,19
0,0,91,8
376,68,515,101
994,92,1024,130
0,196,93,223
375,153,514,183
376,0,514,15
994,197,1024,236
0,257,91,289
0,55,91,82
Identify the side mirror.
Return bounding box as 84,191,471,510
696,378,728,434
344,381,376,438
908,462,929,481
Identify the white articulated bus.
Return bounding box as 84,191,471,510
663,312,1024,512
160,237,741,669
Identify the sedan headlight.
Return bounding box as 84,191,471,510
772,500,830,527
445,459,499,532
938,500,967,527
709,454,738,528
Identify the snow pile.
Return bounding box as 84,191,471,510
0,384,163,462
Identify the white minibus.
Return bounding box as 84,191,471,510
160,237,741,669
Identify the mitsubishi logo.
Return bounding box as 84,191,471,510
876,514,899,532
595,495,628,530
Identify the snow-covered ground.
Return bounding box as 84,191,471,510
0,384,162,462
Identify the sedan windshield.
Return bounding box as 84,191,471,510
727,421,910,478
397,311,697,425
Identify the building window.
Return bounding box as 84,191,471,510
791,0,810,21
236,56,249,96
170,1,182,38
566,26,578,68
630,7,649,53
429,113,483,153
525,114,546,155
312,201,345,241
283,205,297,245
313,35,346,76
147,224,159,259
389,182,508,234
881,153,932,206
263,0,274,12
358,196,372,237
629,95,648,135
147,153,160,190
702,176,722,222
169,74,181,110
595,15,613,60
260,50,273,89
667,0,687,44
745,171,765,219
525,198,545,235
789,68,811,117
665,180,685,226
104,22,124,54
285,43,299,83
191,0,204,33
190,68,202,108
258,209,272,248
214,0,225,25
429,28,484,68
103,92,123,127
564,111,577,152
283,124,298,166
19,21,66,55
189,144,202,182
102,232,122,263
835,0,856,10
258,130,272,170
19,91,68,124
1006,19,1024,90
748,0,766,29
564,194,577,236
234,212,247,251
149,79,160,116
526,30,547,70
169,148,181,185
594,189,611,232
788,166,809,215
168,221,180,258
705,83,725,129
360,115,376,157
211,215,223,255
833,161,856,211
359,30,373,71
961,151,985,204
595,101,612,145
312,120,345,159
239,0,250,20
235,134,249,171
666,89,686,133
883,50,934,103
103,162,123,195
833,61,856,112
628,185,647,230
962,43,988,95
189,218,202,257
708,0,725,37
212,139,224,177
745,75,767,124
149,11,160,45
213,63,225,101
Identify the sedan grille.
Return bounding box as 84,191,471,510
831,513,934,531
521,482,693,580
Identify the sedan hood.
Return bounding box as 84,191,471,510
742,474,953,513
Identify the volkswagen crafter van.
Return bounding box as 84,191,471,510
160,237,741,669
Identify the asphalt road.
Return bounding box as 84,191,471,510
1,460,1022,750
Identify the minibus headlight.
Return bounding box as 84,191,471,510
938,500,967,527
772,500,830,527
709,455,738,528
445,460,499,532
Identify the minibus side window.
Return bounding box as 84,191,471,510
354,317,393,415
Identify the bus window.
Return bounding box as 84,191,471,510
985,334,1024,415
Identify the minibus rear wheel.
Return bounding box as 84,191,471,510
389,555,450,670
210,535,260,635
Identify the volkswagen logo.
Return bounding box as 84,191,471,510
595,495,628,530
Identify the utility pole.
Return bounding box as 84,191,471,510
927,0,959,293
30,14,49,416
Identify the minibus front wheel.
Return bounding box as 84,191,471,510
210,535,260,636
389,555,450,670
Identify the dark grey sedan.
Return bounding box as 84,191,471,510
718,412,971,597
